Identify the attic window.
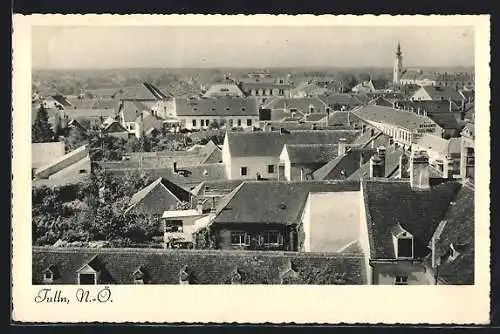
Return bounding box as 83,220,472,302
241,107,246,111
202,169,209,176
211,107,216,111
278,203,287,210
220,88,229,92
78,273,97,285
225,107,230,111
193,108,198,111
395,276,408,285
397,237,414,259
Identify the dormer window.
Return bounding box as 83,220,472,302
42,265,58,284
392,224,414,259
78,273,97,285
76,256,102,285
397,234,414,259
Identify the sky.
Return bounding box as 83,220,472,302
31,25,475,69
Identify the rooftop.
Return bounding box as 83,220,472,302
225,129,361,158
32,247,366,285
211,180,360,226
282,144,339,164
175,97,258,117
362,179,462,259
352,105,433,131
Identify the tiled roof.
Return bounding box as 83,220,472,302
303,113,328,122
269,109,305,122
84,88,122,98
327,111,362,127
103,121,128,133
418,86,465,102
427,113,460,131
125,177,193,215
118,82,168,101
120,100,152,122
33,173,89,188
346,147,406,181
362,179,462,259
394,100,460,113
371,79,389,91
211,180,360,225
264,97,327,114
226,130,361,158
414,134,462,156
91,99,119,110
312,147,377,181
283,144,338,164
259,121,319,131
51,94,72,107
190,180,244,197
433,183,474,284
352,105,432,131
175,97,258,117
32,247,366,284
202,83,245,98
318,94,362,107
103,163,228,190
64,108,117,119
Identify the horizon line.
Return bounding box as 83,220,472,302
33,65,476,71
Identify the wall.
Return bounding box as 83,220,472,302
358,183,373,285
229,156,279,180
460,135,475,180
301,192,361,252
371,261,435,285
211,224,291,251
157,98,176,119
179,116,259,130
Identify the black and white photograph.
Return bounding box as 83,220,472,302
12,14,490,324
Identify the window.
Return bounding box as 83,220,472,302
237,119,242,127
231,232,250,245
43,271,54,283
79,169,87,174
78,273,96,285
395,276,408,285
241,107,246,112
205,119,210,126
261,231,282,245
268,164,275,174
247,119,252,126
397,237,413,258
211,107,216,112
229,119,234,127
200,120,205,127
225,107,231,111
240,167,248,176
165,220,183,232
192,119,197,127
129,123,135,130
220,88,229,92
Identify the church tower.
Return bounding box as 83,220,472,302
393,42,403,85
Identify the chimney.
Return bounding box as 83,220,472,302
410,150,430,190
369,154,384,178
377,146,387,170
398,153,410,178
300,168,304,181
196,202,204,215
173,161,178,173
338,138,347,156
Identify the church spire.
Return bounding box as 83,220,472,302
396,41,402,57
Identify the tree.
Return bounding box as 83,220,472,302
32,104,55,142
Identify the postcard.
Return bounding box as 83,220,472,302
12,14,491,324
